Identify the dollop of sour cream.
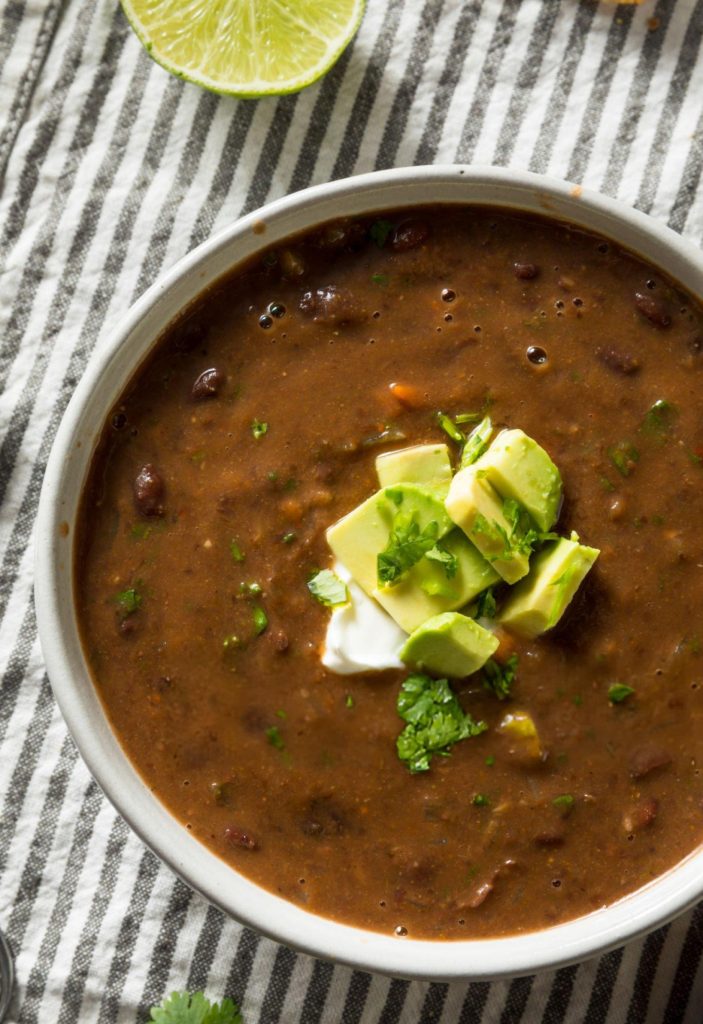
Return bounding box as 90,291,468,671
322,563,407,674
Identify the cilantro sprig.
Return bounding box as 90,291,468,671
308,569,349,608
396,674,486,773
377,511,440,587
482,654,518,700
149,991,242,1024
436,413,494,468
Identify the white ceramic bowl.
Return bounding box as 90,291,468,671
35,166,703,981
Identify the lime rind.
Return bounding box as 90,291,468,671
120,0,366,98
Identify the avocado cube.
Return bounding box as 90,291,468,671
373,529,499,633
326,492,393,596
476,429,562,532
445,466,530,584
400,611,499,678
326,484,453,598
376,443,453,496
498,536,599,639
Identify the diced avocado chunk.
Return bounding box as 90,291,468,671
381,482,454,538
498,710,542,761
374,529,500,633
326,484,453,597
376,443,452,495
476,428,562,532
445,466,530,584
326,491,393,597
498,535,599,639
400,611,499,678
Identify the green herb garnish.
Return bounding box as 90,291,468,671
608,683,635,704
115,587,142,615
239,581,262,597
229,539,245,562
130,523,152,540
482,654,518,701
370,219,393,247
396,674,487,773
476,587,497,620
345,694,355,708
473,793,490,807
552,794,575,814
608,441,640,477
251,419,268,440
460,415,493,467
307,569,349,608
266,726,285,751
372,273,388,286
424,541,458,579
485,755,495,767
377,511,439,587
643,398,676,436
436,412,465,443
252,606,268,635
149,991,242,1024
281,531,296,544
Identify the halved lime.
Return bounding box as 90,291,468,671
120,0,366,98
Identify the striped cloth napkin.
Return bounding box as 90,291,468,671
1,0,703,1021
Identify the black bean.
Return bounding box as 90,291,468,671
634,290,672,328
514,262,539,280
389,220,430,253
133,463,165,517
597,347,641,375
622,797,658,834
532,829,565,848
224,826,257,850
191,367,223,400
630,746,672,779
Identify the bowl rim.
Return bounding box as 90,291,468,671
35,164,703,981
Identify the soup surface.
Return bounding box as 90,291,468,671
76,206,703,939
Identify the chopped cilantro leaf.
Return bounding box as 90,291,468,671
372,273,388,285
460,415,493,468
130,522,152,540
396,674,487,773
149,990,242,1024
436,412,465,443
266,726,285,751
251,419,268,440
345,694,355,708
608,441,639,477
482,655,518,700
115,587,142,615
229,540,245,563
370,219,393,247
485,755,496,767
425,541,458,579
608,683,635,704
238,581,262,597
377,511,439,587
276,709,287,719
252,606,268,635
643,398,676,435
552,794,575,814
308,569,349,608
281,531,296,544
476,587,497,620
473,793,490,807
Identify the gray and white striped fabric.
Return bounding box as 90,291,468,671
1,0,703,1020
